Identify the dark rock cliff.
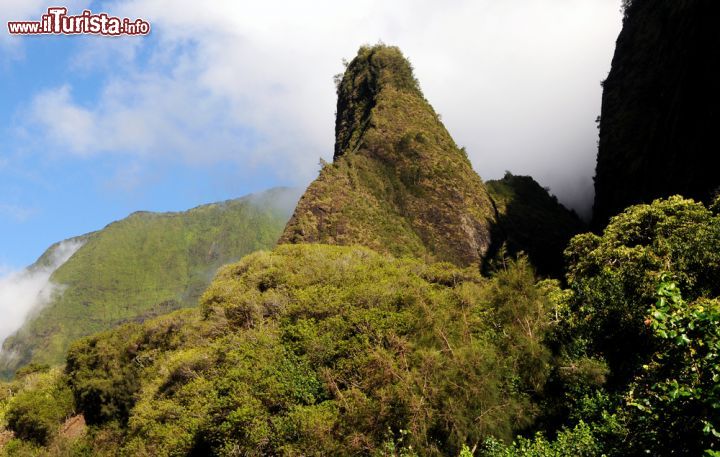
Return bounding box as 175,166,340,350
592,0,720,228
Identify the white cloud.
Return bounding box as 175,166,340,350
23,0,623,215
31,86,97,155
0,239,83,347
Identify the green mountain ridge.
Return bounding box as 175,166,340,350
0,187,300,378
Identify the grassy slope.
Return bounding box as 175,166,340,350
1,188,299,376
281,45,497,266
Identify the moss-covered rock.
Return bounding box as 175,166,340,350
281,45,497,266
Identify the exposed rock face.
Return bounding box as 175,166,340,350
281,45,497,266
592,0,720,227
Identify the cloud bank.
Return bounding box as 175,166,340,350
0,240,83,347
20,0,622,218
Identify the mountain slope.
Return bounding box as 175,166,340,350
280,45,497,266
592,0,720,227
486,173,586,277
0,188,299,377
24,244,551,456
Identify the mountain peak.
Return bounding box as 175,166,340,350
282,45,497,266
334,45,422,160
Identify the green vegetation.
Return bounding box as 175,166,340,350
0,367,78,456
5,369,74,446
1,188,299,378
627,278,720,454
1,244,559,456
8,196,716,456
481,421,601,457
2,35,719,456
486,195,720,456
281,45,498,267
564,196,720,385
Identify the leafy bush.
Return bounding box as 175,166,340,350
4,369,74,446
524,196,720,456
65,308,210,426
564,196,720,384
65,332,141,426
480,421,601,457
624,277,720,455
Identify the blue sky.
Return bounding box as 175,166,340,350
1,1,300,267
0,32,287,265
0,0,623,268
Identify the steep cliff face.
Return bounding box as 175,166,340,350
592,0,720,227
281,45,497,266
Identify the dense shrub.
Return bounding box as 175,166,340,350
480,421,601,457
65,309,210,426
623,278,720,455
65,330,142,426
502,196,720,456
17,196,720,456
57,244,560,456
4,369,74,446
564,196,720,384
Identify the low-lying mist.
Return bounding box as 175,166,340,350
0,240,84,347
